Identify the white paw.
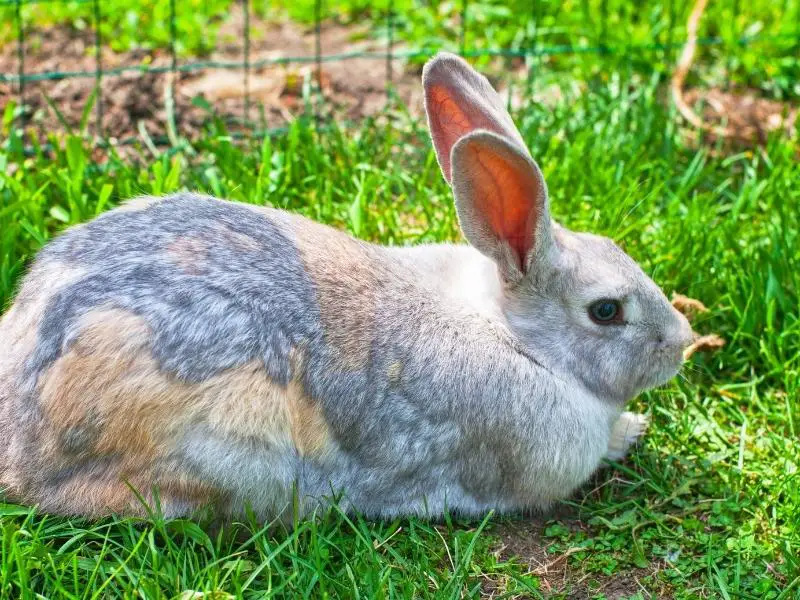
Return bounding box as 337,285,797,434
606,412,649,461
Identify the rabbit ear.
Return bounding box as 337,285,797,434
451,130,552,280
423,52,528,183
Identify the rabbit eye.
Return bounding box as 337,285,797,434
589,299,623,324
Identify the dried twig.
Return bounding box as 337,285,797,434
683,334,726,360
671,292,709,321
670,0,734,139
671,293,726,359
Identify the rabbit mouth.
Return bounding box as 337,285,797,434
648,356,685,388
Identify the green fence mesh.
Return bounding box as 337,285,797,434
2,0,799,144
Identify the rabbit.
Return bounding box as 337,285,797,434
0,52,693,522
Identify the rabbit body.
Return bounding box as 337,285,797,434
0,194,615,519
0,53,692,520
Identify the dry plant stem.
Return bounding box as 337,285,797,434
671,293,725,359
683,334,726,360
671,0,734,139
671,292,709,320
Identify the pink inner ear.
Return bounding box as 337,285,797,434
426,85,474,182
471,148,537,269
456,138,544,271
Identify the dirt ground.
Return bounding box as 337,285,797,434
0,8,424,143
680,87,798,147
487,519,666,599
481,483,676,600
4,8,791,152
0,7,568,148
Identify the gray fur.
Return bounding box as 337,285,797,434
28,195,317,386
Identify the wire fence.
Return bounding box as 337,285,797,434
2,0,800,145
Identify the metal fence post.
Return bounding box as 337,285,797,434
728,0,741,90
169,0,179,134
600,0,609,55
93,0,104,137
244,0,251,125
14,0,24,118
460,0,468,56
315,0,323,126
527,0,540,90
386,0,394,103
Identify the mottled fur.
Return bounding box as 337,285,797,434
0,53,692,521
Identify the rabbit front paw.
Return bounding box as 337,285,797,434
606,412,649,461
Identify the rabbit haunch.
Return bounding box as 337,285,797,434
0,53,692,520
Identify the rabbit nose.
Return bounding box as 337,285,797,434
676,313,694,349
658,313,693,350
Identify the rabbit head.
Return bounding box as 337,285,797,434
423,53,692,403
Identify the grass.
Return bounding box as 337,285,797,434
2,72,799,597
1,0,800,597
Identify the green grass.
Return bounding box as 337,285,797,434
2,0,800,596
2,68,799,597
1,0,236,56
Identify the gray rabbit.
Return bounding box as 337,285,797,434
0,53,692,521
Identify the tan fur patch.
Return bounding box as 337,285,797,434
387,361,404,386
38,472,224,518
37,309,301,464
40,474,150,516
32,308,331,512
289,214,379,371
288,389,329,457
37,310,167,467
114,195,165,213
203,361,295,444
217,225,263,252
166,236,209,275
286,348,330,457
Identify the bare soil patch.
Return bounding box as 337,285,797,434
0,8,422,143
681,87,797,146
3,4,793,152
488,512,671,599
